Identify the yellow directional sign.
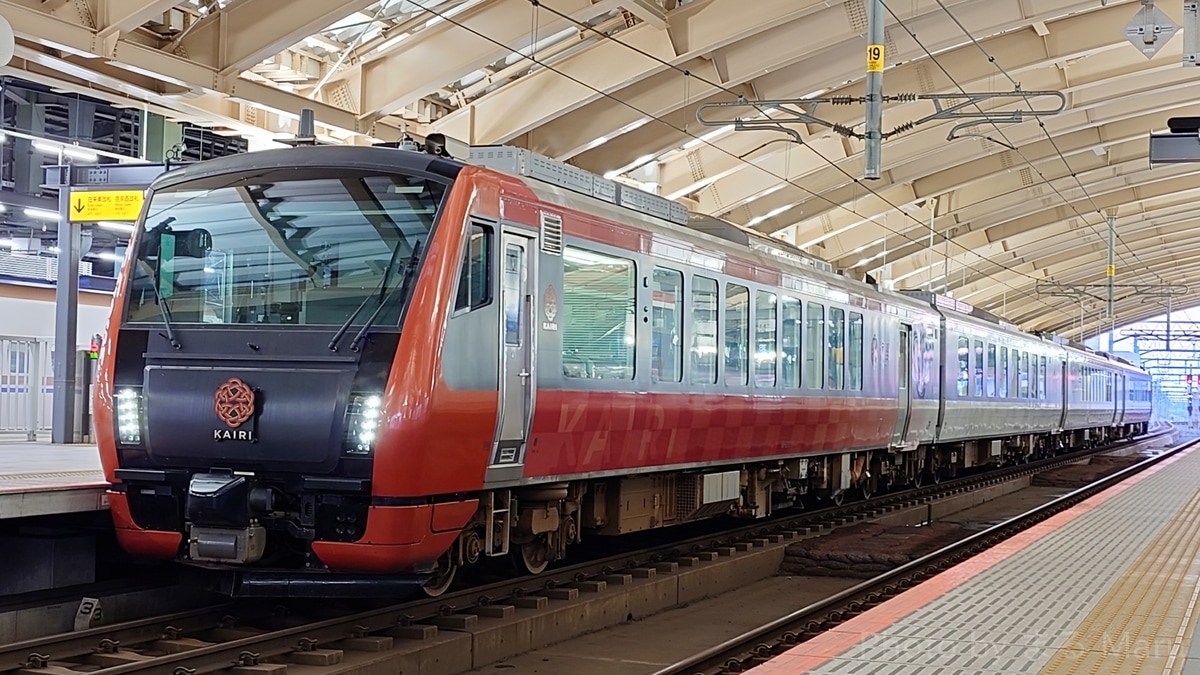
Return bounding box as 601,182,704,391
866,44,885,73
68,189,145,222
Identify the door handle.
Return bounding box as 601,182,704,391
518,370,530,379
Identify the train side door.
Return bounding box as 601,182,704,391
1115,373,1125,424
492,231,536,470
891,324,913,448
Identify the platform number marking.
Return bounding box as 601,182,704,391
75,597,102,631
867,44,885,73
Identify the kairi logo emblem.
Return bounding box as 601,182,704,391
213,377,255,441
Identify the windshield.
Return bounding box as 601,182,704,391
123,168,448,327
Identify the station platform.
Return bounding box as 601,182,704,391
750,442,1200,675
0,437,107,520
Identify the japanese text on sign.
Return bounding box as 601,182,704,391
68,190,145,222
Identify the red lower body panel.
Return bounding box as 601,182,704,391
109,491,183,559
525,391,897,478
312,500,478,574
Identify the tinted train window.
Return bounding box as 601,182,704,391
652,268,683,383
1040,357,1047,399
828,307,845,391
985,343,996,397
726,284,749,386
755,291,777,387
806,303,824,389
973,340,984,397
562,246,634,380
1011,351,1020,397
781,297,801,388
691,276,719,384
848,312,863,391
999,346,1009,398
456,224,492,312
1030,354,1039,401
957,337,969,397
1019,352,1030,398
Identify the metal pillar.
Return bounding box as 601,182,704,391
1107,215,1116,318
51,164,79,444
864,0,884,179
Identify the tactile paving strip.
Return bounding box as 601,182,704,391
792,448,1200,675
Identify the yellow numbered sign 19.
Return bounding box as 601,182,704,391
867,44,885,73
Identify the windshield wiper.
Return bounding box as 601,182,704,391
327,241,409,352
136,258,182,350
348,241,422,353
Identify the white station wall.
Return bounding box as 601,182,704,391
0,285,113,347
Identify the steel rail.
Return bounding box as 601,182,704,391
651,432,1194,675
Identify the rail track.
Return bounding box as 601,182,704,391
1,426,1175,675
652,430,1193,675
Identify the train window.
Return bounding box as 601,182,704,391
986,343,996,397
690,276,719,384
1011,352,1020,398
562,246,635,380
828,307,845,390
726,284,750,386
6,346,27,375
848,312,863,391
755,291,777,387
652,268,683,383
781,297,801,388
1030,355,1038,401
806,303,824,389
1019,352,1030,398
999,346,1009,397
1039,356,1047,400
973,340,984,397
957,337,969,397
455,224,492,312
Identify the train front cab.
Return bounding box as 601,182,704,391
95,146,506,594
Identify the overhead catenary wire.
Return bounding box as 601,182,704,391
506,0,1110,312
888,0,1165,289
532,0,1166,324
401,0,1067,315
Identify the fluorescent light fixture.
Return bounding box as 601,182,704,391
62,146,98,162
93,251,123,262
31,140,59,155
97,221,136,233
23,207,60,221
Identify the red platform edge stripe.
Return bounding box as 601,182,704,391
748,447,1189,675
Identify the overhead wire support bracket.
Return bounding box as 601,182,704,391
1035,281,1188,304
694,89,1067,146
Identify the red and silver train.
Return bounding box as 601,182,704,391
95,142,1153,596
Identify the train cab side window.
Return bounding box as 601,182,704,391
957,337,969,397
690,276,719,385
827,307,845,390
725,284,750,386
455,224,492,312
755,291,777,388
781,297,801,388
651,268,683,383
848,312,863,391
562,246,635,380
973,340,984,397
986,343,996,397
805,303,824,389
999,346,1009,398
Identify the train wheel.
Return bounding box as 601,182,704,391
421,554,457,597
831,489,847,506
513,538,550,576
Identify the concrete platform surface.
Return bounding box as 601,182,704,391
0,439,106,519
749,442,1200,675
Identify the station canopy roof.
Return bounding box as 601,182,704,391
1,0,1196,339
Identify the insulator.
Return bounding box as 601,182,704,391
889,92,918,102
828,95,856,105
831,123,857,138
888,121,916,137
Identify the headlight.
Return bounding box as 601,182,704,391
115,388,143,445
344,393,382,455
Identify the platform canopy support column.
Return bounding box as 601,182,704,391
43,162,174,444
864,0,884,180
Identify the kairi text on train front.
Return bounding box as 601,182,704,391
95,140,1152,598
